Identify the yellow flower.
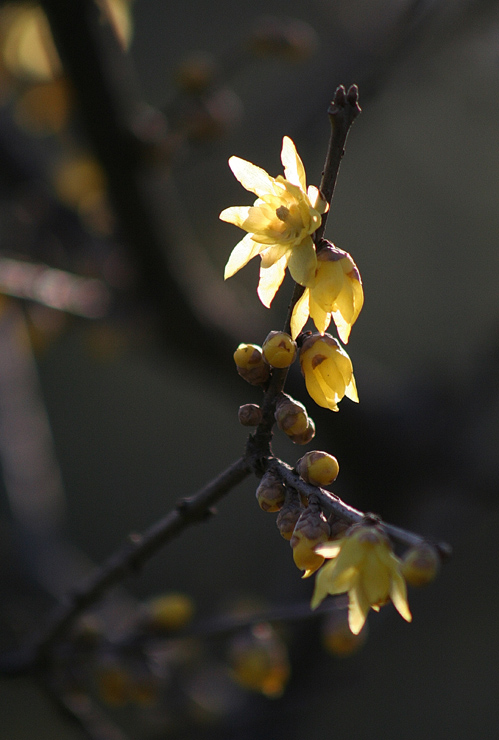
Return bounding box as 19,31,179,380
290,244,363,342
220,136,327,307
299,333,358,412
311,524,412,635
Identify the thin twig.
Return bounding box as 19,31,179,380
271,459,451,555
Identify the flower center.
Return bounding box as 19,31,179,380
275,206,290,222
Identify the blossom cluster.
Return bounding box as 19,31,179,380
221,136,363,343
223,137,440,640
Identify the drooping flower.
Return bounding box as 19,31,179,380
290,244,363,342
311,524,412,635
299,333,358,412
220,136,327,307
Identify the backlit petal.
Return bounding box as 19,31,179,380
219,205,252,228
287,237,317,286
290,289,310,339
228,156,277,198
348,585,370,635
224,234,263,279
281,136,306,191
257,256,287,307
390,570,412,623
309,295,331,335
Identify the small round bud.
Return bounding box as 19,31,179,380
275,394,308,435
296,450,339,486
256,471,286,512
401,543,440,587
238,403,262,427
289,418,316,445
276,496,303,540
143,593,195,632
262,331,297,368
233,343,270,385
291,507,330,577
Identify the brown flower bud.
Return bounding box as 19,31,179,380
238,403,262,426
255,470,286,512
291,506,330,577
289,418,316,445
275,394,308,435
276,496,303,540
233,343,270,385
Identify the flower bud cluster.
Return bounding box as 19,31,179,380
255,470,286,512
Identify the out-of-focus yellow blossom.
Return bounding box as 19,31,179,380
228,624,290,698
291,244,363,342
220,136,327,307
311,524,412,635
299,333,358,412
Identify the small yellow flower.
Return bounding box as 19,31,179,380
220,136,327,307
311,524,412,635
299,333,358,411
291,244,363,342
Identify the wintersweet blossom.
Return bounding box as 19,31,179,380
299,333,358,412
311,524,412,635
220,136,327,307
290,244,363,342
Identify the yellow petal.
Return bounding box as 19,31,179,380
312,260,344,309
332,309,352,344
228,156,277,198
307,185,328,214
348,585,370,635
361,553,391,606
287,236,317,286
309,296,331,335
311,564,332,609
390,570,412,623
219,205,252,227
315,541,342,558
303,364,335,410
345,373,359,403
224,234,263,279
281,136,306,191
257,256,287,307
290,289,310,339
260,242,290,269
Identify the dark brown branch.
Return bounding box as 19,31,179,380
316,84,361,243
6,457,250,673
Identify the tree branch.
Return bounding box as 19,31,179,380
3,457,250,673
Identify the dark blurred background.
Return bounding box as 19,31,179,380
0,0,498,738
